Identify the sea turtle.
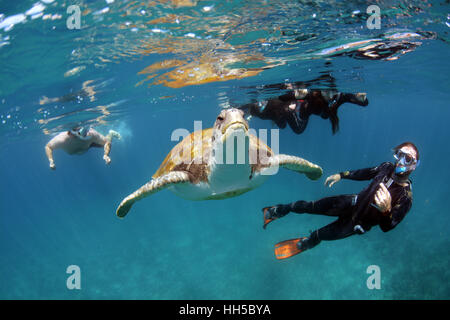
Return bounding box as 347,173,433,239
116,108,322,218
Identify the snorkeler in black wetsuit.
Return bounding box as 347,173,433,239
239,88,368,134
262,142,420,259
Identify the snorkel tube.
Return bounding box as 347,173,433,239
395,160,420,175
70,126,91,140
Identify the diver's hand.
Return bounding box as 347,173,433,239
103,155,111,165
325,174,341,187
49,161,56,170
373,183,392,215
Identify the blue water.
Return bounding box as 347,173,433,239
1,0,449,299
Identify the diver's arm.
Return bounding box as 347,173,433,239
326,165,379,187
339,163,389,181
103,141,111,165
44,133,66,170
45,144,55,170
326,163,389,187
379,194,412,232
89,130,111,164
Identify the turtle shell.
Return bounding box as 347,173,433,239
153,128,213,182
153,128,274,183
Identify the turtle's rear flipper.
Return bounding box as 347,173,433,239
116,171,190,218
274,237,307,260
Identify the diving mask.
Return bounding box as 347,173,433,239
394,150,419,174
70,127,90,140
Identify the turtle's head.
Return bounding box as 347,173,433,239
211,108,251,169
213,108,249,143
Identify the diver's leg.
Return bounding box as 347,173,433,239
340,93,368,106
290,194,356,216
327,92,367,130
263,194,355,223
299,218,356,250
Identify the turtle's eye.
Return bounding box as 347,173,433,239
217,116,224,121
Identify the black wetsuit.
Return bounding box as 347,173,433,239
240,91,305,133
240,89,368,134
289,162,413,249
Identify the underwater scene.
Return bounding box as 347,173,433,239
0,0,449,300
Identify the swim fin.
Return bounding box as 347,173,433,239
262,207,277,229
274,237,307,260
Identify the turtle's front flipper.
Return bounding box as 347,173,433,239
116,171,190,218
270,154,323,180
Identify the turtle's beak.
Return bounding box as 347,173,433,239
222,121,249,134
221,111,249,141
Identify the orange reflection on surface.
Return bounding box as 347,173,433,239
137,53,281,88
165,0,198,8
153,60,264,88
